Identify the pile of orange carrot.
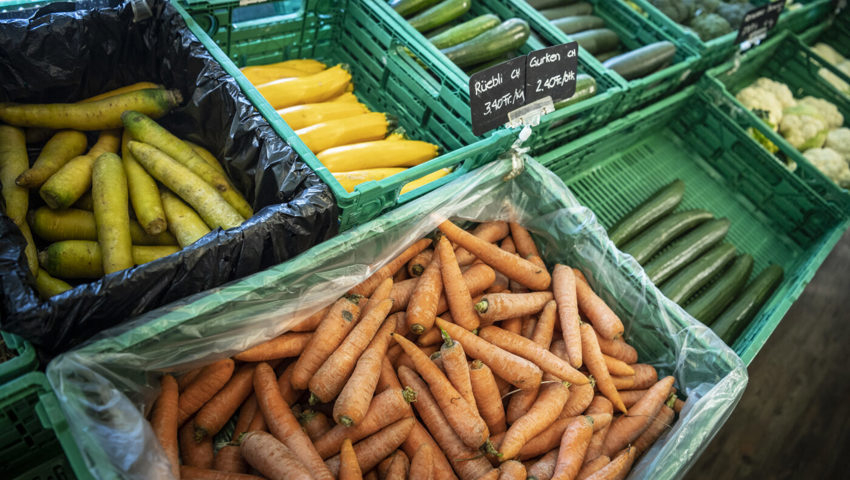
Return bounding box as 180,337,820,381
147,219,685,480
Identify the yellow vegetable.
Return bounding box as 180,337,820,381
15,130,88,188
400,168,451,195
326,92,359,103
160,190,211,248
0,88,182,130
123,130,167,235
332,168,406,193
267,59,327,73
257,65,351,109
241,66,315,85
295,112,392,153
34,268,73,298
184,139,226,175
73,192,94,210
28,207,177,246
93,152,133,274
80,82,164,103
128,141,244,230
0,125,38,274
39,129,121,209
319,139,439,172
278,101,370,130
39,240,179,279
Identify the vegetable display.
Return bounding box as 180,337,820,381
0,84,255,299
644,1,801,42
148,219,685,479
241,59,447,194
811,43,850,96
610,180,784,342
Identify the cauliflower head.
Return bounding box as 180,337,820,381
690,13,732,41
803,147,850,188
736,85,784,128
818,67,850,95
825,127,850,162
780,106,829,150
812,43,847,66
796,96,844,129
753,77,795,109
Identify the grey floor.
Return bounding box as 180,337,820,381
683,227,850,480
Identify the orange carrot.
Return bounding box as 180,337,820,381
501,236,516,255
627,364,658,391
179,465,264,480
397,366,495,480
527,449,559,480
508,222,540,259
468,359,507,435
617,389,648,409
560,382,595,419
254,362,333,480
178,359,235,426
475,292,554,324
552,265,581,369
339,438,363,480
377,356,403,392
507,302,557,423
394,344,439,372
602,376,675,458
325,417,415,476
499,378,572,460
234,332,312,362
246,405,267,434
455,221,510,266
291,295,362,390
439,220,551,291
335,315,397,426
214,395,259,474
521,316,537,339
390,312,408,336
576,455,609,480
290,304,332,332
583,424,609,466
584,447,635,480
674,398,685,414
407,249,434,277
593,334,638,364
437,235,479,331
502,316,522,335
364,472,378,480
299,409,332,441
602,355,635,377
391,333,489,448
409,445,434,480
381,450,409,480
239,430,312,480
436,318,543,390
633,401,675,456
499,459,527,480
390,263,495,315
361,277,394,319
150,375,179,479
417,326,443,347
580,323,626,414
180,422,213,468
551,415,595,480
194,364,256,440
276,362,300,406
492,411,609,462
393,266,410,283
349,238,432,296
315,388,413,459
178,367,203,391
407,254,442,334
587,396,613,416
439,329,477,413
488,270,510,294
609,375,635,391
479,326,589,386
573,270,624,340
402,421,456,480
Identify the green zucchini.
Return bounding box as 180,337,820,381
408,0,471,33
391,0,442,18
711,264,784,344
442,18,530,68
527,0,579,10
595,49,622,63
660,243,737,304
644,218,731,285
608,179,685,246
571,28,620,55
551,15,605,35
553,73,597,109
686,254,754,325
622,209,714,264
465,55,512,75
428,14,500,49
602,41,677,80
539,3,593,20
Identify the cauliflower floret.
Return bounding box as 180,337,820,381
803,147,850,188
796,96,844,129
825,128,850,162
753,77,795,109
689,13,732,41
812,43,847,66
736,85,784,128
818,67,850,95
780,107,829,150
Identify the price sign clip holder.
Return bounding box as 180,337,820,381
500,97,552,181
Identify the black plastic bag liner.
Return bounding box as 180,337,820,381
0,0,338,358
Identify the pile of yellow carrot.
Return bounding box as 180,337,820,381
239,59,450,195
148,219,684,480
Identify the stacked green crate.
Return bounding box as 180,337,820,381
0,332,37,386
797,11,850,95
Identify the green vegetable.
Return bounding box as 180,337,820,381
442,18,530,68
550,15,605,35
711,264,783,344
608,179,685,247
602,41,677,80
571,28,620,55
553,74,597,109
716,2,754,30
660,242,737,304
526,0,579,9
408,0,471,33
621,209,714,264
644,218,731,285
391,0,442,18
688,12,732,41
539,2,593,20
686,254,754,325
648,0,692,24
595,50,622,63
428,14,500,49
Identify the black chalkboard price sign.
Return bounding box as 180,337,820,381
468,56,527,136
525,41,579,104
735,0,784,48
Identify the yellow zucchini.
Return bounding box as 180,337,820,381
332,168,406,193
92,152,133,274
295,112,392,153
400,168,451,195
241,66,314,85
80,82,164,103
183,139,226,175
318,139,439,172
160,189,211,248
15,130,88,188
0,125,39,275
122,130,167,235
257,65,351,109
35,268,72,298
278,101,370,130
272,59,327,73
326,92,359,103
39,129,121,209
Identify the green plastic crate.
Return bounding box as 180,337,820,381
706,30,850,214
363,0,625,155
629,0,834,71
536,86,848,365
797,12,850,90
180,0,517,231
0,372,90,480
0,332,37,385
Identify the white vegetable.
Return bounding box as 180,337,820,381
736,85,784,129
780,107,829,150
796,96,844,129
812,43,847,66
803,147,850,188
818,67,850,95
754,77,796,109
825,128,850,162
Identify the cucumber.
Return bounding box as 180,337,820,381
608,179,685,246
391,0,442,18
527,0,579,10
711,264,784,344
465,55,512,75
428,14,500,49
442,18,530,68
622,209,714,264
539,3,593,20
408,0,471,33
571,28,620,55
553,73,597,109
660,243,737,304
603,41,677,80
644,218,731,285
686,254,754,325
595,49,622,63
551,15,605,35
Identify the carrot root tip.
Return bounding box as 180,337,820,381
308,392,321,406
193,427,208,444
402,386,418,403
473,299,488,313
411,265,424,276
481,440,502,457
411,324,425,335
338,416,354,427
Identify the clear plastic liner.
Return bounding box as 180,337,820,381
48,156,747,480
